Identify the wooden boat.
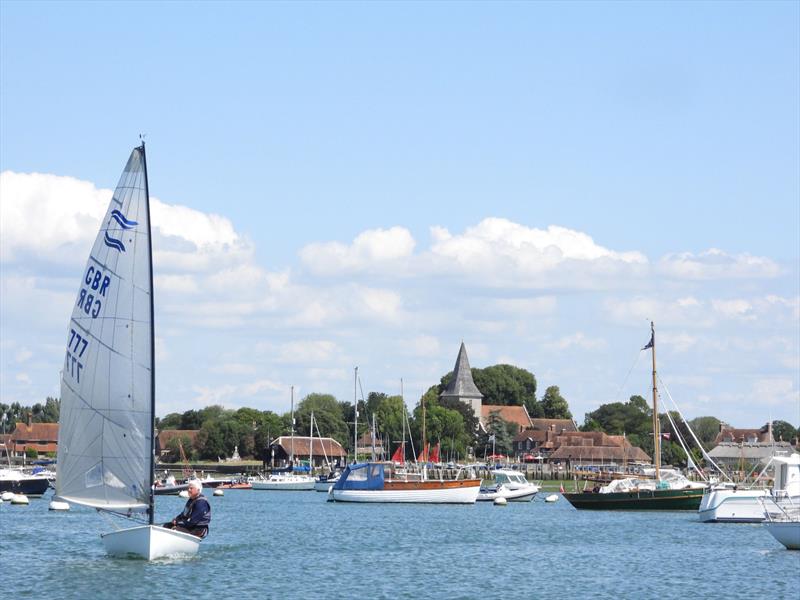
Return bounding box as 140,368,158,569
563,323,706,511
328,462,481,504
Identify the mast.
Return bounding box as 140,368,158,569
422,393,427,462
650,321,660,480
290,385,295,464
140,140,156,526
401,378,406,463
353,366,358,463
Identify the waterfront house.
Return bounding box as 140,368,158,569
8,420,59,458
268,435,346,468
356,430,385,460
547,431,651,468
156,429,200,460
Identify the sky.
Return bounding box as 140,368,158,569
1,1,798,428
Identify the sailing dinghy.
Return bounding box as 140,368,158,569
56,143,200,559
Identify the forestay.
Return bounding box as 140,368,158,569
56,147,152,512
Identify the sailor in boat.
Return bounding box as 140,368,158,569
163,480,211,538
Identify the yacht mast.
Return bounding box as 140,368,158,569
353,366,358,463
650,321,660,480
140,141,156,526
290,385,295,464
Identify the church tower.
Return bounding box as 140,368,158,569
439,342,483,418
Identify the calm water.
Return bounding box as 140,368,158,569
2,489,798,599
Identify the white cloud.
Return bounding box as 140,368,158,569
15,348,33,363
658,248,780,280
491,296,558,316
300,226,415,275
190,378,286,409
275,341,338,364
712,299,756,321
0,171,109,264
0,171,253,274
15,373,31,385
550,332,607,352
750,378,799,408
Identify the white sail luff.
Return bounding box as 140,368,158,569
56,147,153,512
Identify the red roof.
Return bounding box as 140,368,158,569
481,405,531,431
11,422,59,443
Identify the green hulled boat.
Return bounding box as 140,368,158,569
563,486,704,510
562,322,707,511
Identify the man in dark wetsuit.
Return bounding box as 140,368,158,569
163,479,211,538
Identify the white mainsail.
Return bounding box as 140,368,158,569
56,146,153,513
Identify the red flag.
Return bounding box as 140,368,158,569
419,443,429,462
559,482,565,493
430,442,440,464
390,443,405,465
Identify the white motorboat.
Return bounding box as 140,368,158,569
56,143,200,560
698,453,800,523
761,497,800,550
477,469,540,502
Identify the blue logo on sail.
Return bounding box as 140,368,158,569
104,232,126,252
104,210,137,252
111,209,138,230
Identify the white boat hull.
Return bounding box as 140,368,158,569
477,486,538,502
101,525,200,560
698,488,770,522
252,478,315,491
329,485,479,504
764,521,800,550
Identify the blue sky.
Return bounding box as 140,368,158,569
1,1,798,428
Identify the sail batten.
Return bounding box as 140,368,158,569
57,146,153,512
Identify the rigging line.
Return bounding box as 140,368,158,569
657,374,732,482
614,349,643,404
662,407,707,481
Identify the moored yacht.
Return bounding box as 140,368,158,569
698,453,800,523
0,468,51,497
328,462,481,504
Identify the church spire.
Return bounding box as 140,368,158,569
440,342,483,417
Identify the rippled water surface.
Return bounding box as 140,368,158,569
2,489,798,599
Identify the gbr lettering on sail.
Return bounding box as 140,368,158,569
64,265,111,384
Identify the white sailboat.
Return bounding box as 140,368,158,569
56,142,200,560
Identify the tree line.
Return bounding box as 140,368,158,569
4,366,797,467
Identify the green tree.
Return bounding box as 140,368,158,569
179,409,203,430
540,385,572,419
295,393,349,447
374,394,408,460
157,412,183,430
687,416,722,446
583,395,650,435
165,433,195,462
25,446,38,459
254,411,286,462
478,410,516,457
771,420,798,443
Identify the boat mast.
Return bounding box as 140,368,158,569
140,140,156,526
650,321,660,480
290,385,295,465
353,366,358,464
401,378,406,463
